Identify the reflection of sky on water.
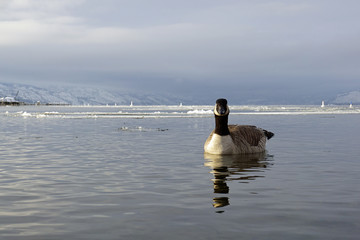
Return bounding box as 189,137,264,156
1,107,359,239
204,153,273,211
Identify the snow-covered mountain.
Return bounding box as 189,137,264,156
0,83,184,105
333,91,360,104
1,82,359,105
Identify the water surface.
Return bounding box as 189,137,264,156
0,105,359,239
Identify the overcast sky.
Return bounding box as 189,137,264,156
1,0,359,103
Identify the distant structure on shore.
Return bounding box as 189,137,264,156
0,90,71,106
321,100,325,108
0,91,23,106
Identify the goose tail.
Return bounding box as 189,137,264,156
263,130,274,140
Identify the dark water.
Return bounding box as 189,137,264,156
0,106,359,239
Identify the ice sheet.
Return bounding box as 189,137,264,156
2,105,359,119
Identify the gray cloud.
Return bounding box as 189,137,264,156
1,0,359,103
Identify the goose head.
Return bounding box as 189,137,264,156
214,98,229,116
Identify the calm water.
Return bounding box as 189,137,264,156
0,105,359,239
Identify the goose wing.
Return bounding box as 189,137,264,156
228,125,265,146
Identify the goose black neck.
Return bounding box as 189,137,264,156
214,115,230,136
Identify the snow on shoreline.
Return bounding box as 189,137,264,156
2,104,359,119
187,109,213,114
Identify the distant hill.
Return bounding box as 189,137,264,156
333,91,360,104
1,82,358,105
0,83,184,105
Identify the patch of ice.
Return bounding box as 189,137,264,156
36,114,47,118
119,126,169,132
21,111,32,117
44,112,59,114
187,109,213,114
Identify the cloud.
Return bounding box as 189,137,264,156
0,0,360,96
5,0,85,12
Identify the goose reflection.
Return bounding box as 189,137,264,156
204,152,272,209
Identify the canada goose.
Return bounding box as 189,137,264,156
204,98,274,154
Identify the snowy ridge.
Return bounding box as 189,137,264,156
333,91,360,104
0,83,183,105
1,82,359,106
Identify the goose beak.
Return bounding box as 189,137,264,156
214,104,229,116
218,106,227,115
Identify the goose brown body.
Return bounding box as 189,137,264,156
204,99,274,155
